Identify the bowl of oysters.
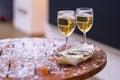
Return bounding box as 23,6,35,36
54,43,94,65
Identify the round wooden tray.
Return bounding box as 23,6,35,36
0,38,107,80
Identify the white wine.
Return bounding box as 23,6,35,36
76,16,93,33
58,18,76,37
76,8,93,43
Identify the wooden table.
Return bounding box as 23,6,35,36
0,38,107,80
37,47,107,80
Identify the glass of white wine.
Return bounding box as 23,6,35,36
76,8,93,44
57,10,76,46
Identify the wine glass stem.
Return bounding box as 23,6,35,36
83,32,87,44
66,37,68,46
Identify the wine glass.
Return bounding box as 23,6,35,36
76,8,93,44
57,10,76,46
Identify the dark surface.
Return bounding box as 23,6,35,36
49,0,120,49
0,0,13,21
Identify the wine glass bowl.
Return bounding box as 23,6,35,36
76,8,93,43
57,10,76,45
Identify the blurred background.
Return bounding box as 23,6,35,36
0,0,119,49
